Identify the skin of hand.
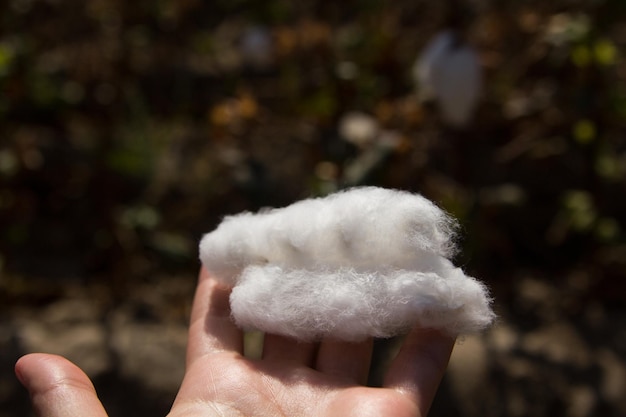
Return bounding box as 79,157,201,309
15,267,455,417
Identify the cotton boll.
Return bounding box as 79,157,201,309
200,187,458,274
199,186,495,340
338,112,380,148
230,265,494,341
413,30,482,128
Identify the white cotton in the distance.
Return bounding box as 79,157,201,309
338,111,380,148
199,187,495,341
413,30,482,128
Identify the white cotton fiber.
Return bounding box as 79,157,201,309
199,187,495,341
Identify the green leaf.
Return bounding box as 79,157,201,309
572,119,596,144
595,217,620,241
593,39,617,66
571,45,591,67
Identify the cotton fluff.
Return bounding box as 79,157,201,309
413,30,482,128
199,187,494,341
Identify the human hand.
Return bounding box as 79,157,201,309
15,268,455,417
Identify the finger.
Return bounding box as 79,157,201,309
186,268,243,365
15,353,109,417
315,338,373,384
262,334,317,366
384,328,455,416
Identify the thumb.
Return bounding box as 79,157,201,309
15,353,109,417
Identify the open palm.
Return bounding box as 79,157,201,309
16,268,455,417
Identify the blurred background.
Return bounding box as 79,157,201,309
1,1,626,416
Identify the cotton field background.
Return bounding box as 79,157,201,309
1,1,626,416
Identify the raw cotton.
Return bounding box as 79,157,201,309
199,187,494,341
413,30,482,128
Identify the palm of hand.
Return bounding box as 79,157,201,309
169,269,453,417
170,351,420,417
